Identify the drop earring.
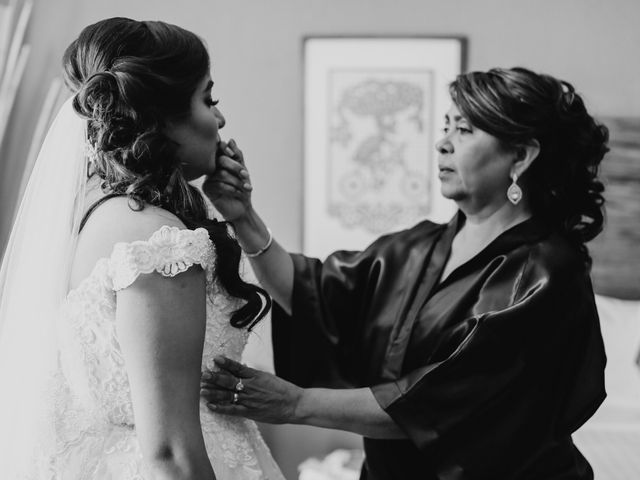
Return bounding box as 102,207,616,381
507,172,523,205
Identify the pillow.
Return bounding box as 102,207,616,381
594,294,640,409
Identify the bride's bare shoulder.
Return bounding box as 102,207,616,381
71,196,187,287
84,196,185,241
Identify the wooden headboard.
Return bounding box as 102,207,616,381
589,117,640,300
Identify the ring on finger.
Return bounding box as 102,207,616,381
235,379,244,392
232,392,239,404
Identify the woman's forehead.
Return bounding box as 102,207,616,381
444,104,466,122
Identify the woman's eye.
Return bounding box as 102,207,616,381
442,126,471,135
206,97,219,107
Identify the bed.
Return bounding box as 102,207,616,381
573,295,640,479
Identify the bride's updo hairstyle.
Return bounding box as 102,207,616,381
449,67,609,265
63,17,269,329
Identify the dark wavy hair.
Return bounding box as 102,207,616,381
449,67,609,264
63,17,269,329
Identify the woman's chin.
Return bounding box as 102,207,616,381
205,164,218,178
439,186,458,201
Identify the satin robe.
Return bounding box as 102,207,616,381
272,213,606,480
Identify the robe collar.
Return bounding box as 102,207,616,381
380,210,550,380
434,210,550,291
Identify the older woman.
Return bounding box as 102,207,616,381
201,67,609,479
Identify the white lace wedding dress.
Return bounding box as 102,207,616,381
44,225,285,479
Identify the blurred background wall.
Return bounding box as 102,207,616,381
1,0,639,478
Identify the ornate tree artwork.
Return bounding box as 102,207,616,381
303,38,464,258
328,73,432,234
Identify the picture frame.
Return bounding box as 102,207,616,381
303,36,466,258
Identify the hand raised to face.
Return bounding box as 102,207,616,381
202,139,253,222
200,355,303,425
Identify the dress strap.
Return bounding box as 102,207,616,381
79,193,126,233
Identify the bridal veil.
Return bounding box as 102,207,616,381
0,98,87,476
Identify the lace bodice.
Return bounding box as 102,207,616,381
51,226,283,479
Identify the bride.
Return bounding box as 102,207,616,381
0,17,284,480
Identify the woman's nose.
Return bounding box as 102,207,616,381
435,135,452,154
215,109,226,129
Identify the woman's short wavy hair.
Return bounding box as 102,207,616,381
450,67,609,264
63,17,269,329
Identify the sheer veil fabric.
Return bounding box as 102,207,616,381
0,98,87,476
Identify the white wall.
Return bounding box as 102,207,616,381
1,0,639,478
2,0,640,254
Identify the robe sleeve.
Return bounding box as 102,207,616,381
369,248,607,477
272,247,382,387
272,221,442,387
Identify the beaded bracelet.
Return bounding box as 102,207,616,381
244,228,273,258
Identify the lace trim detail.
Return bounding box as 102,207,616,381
109,226,215,291
50,226,285,479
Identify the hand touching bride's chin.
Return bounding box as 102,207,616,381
203,139,253,222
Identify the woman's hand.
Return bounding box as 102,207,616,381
200,356,303,424
201,357,406,439
203,139,253,222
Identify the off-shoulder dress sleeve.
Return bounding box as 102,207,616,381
108,225,215,291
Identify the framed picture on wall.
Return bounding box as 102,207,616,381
303,36,466,259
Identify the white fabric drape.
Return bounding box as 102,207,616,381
0,98,87,476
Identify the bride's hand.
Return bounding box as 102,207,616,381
200,356,303,425
203,139,253,222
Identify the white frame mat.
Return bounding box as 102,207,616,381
303,37,464,259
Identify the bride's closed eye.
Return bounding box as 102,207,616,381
206,96,219,107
